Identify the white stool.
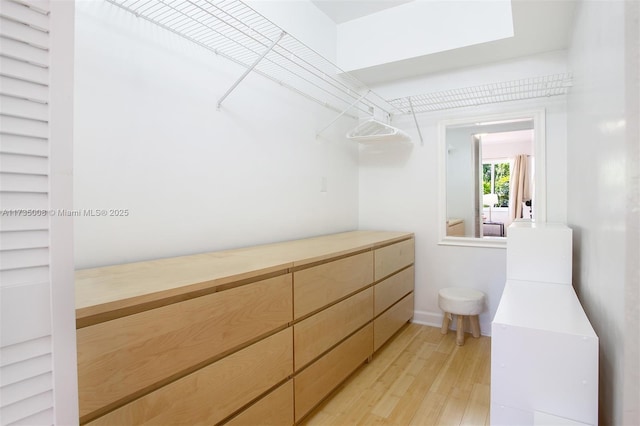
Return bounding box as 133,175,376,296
438,287,485,346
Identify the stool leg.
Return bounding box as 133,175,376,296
456,315,465,346
470,315,481,338
441,312,451,334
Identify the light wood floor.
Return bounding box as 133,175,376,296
299,323,491,426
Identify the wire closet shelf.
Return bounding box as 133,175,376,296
106,0,400,120
389,73,573,114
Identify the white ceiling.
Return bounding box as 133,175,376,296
311,0,414,24
310,0,578,85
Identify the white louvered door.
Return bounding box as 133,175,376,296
1,0,76,425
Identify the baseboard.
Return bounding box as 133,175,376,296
412,310,442,328
412,309,492,337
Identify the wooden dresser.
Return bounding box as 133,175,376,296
76,230,415,425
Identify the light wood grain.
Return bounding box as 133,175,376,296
300,324,491,426
374,238,415,281
87,328,293,426
233,230,413,268
294,288,373,370
294,324,374,422
76,231,413,322
441,312,451,334
374,266,414,316
457,315,465,345
470,315,481,338
447,220,465,237
294,251,373,319
225,380,294,426
75,253,291,323
374,292,414,351
77,274,292,422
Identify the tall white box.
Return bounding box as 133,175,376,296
492,223,598,425
506,221,573,284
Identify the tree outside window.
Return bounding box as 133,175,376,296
483,161,510,207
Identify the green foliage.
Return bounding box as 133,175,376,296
482,161,510,206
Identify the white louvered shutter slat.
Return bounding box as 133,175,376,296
1,192,49,210
0,247,49,270
0,95,49,121
0,215,49,232
0,265,50,287
0,372,53,406
0,17,49,48
0,134,48,157
0,115,48,138
0,229,48,250
7,0,50,15
0,390,53,425
0,336,51,367
0,172,48,193
0,37,49,67
0,352,52,384
0,153,48,175
0,0,49,31
0,76,48,104
0,56,49,85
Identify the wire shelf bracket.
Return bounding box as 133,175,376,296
316,90,370,137
407,96,423,145
217,30,285,109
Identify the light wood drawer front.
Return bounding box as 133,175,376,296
294,251,373,319
374,292,414,352
374,238,414,281
294,288,373,370
374,266,414,316
294,323,373,422
88,328,293,426
225,379,293,426
77,274,292,421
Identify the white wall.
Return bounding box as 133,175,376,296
359,51,568,335
566,0,639,424
74,1,358,268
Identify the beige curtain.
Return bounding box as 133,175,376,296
510,155,531,221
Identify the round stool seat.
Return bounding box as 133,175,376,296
438,287,485,346
438,287,484,315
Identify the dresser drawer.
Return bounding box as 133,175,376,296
294,287,373,370
87,328,293,426
374,266,414,316
225,379,293,426
374,292,414,351
294,251,373,319
294,323,373,422
374,238,414,281
77,274,292,421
